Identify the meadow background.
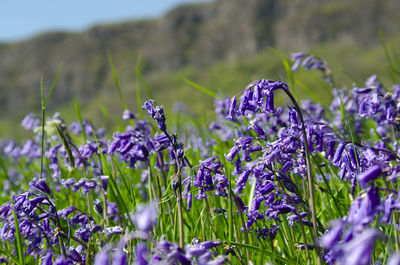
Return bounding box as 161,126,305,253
0,0,399,139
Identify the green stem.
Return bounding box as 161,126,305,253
282,88,321,264
163,131,185,248
276,176,310,263
385,179,400,252
12,210,24,265
40,77,45,179
177,177,184,248
233,196,250,263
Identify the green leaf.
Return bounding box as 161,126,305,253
269,47,290,60
230,241,297,264
379,32,400,83
107,50,128,109
184,78,222,99
12,210,25,265
135,55,153,99
55,124,75,168
283,58,295,90
0,247,22,265
90,121,134,228
368,118,394,152
44,65,62,108
296,80,331,111
75,101,87,143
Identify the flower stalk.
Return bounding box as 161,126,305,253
280,87,321,264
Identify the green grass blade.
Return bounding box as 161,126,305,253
338,95,357,143
55,124,75,168
368,118,394,152
137,71,153,99
283,58,295,90
135,57,153,99
40,76,45,179
40,67,61,179
184,78,222,99
0,247,21,265
227,166,234,242
112,158,136,208
12,210,24,265
0,153,8,177
296,80,331,111
379,32,400,83
74,101,87,143
90,121,134,228
109,173,134,227
269,47,290,60
44,65,62,107
230,241,297,264
107,50,128,109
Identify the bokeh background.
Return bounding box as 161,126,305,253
1,0,399,139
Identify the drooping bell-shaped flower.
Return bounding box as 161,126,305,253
357,165,381,189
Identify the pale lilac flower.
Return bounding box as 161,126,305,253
134,204,158,233
122,110,135,120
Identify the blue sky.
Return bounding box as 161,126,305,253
1,0,210,42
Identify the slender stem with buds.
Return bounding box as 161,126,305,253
163,130,184,248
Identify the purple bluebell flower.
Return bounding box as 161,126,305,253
232,157,241,176
100,175,109,191
198,240,221,249
21,113,41,131
68,247,82,262
320,220,345,249
68,122,82,135
388,253,400,265
94,199,103,215
290,52,306,71
54,256,74,265
381,193,395,223
142,100,166,131
183,181,192,211
357,165,381,188
214,173,228,197
112,249,128,265
20,140,41,159
337,229,380,265
226,97,237,120
42,251,53,265
224,146,239,162
134,203,158,233
103,226,123,236
74,227,92,242
347,186,380,226
94,247,110,265
61,178,76,189
226,79,288,119
186,245,208,258
122,110,135,120
133,243,148,265
233,170,251,194
29,178,51,194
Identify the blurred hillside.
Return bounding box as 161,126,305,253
1,0,400,138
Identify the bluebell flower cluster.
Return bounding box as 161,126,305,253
92,203,227,265
2,51,400,264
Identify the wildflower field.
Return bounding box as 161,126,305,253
1,48,400,265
